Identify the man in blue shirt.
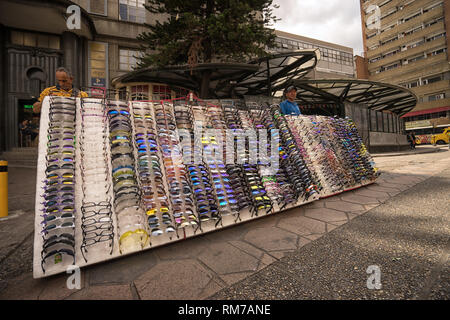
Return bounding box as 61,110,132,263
280,85,301,116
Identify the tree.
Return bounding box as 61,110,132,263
137,0,280,98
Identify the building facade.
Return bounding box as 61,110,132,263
0,0,181,151
0,0,359,152
274,30,355,79
358,0,450,138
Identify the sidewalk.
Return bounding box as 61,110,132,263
371,145,447,158
0,152,449,300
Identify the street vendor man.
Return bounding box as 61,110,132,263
280,85,301,116
33,67,88,114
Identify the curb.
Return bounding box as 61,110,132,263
372,147,447,158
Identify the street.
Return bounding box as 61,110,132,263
0,149,449,300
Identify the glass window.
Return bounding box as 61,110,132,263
153,85,171,100
119,0,146,23
119,49,144,71
131,85,149,100
89,0,107,15
23,32,37,47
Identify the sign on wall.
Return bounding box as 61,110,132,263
88,41,108,94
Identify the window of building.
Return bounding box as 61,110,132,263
423,1,444,13
407,54,425,64
131,85,149,100
424,16,444,28
402,10,421,23
119,0,146,23
119,48,144,71
423,75,442,85
173,87,190,99
428,93,445,102
10,31,60,50
88,0,107,15
153,85,171,101
426,32,446,42
427,47,447,57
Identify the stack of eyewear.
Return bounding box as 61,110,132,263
333,117,379,183
107,100,148,254
153,102,197,232
221,103,255,217
131,101,176,238
79,98,114,262
188,104,222,226
248,108,297,210
285,115,342,195
204,103,240,220
40,96,77,273
271,106,320,201
235,108,272,216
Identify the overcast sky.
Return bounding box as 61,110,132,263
272,0,365,56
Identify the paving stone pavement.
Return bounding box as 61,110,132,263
0,151,448,300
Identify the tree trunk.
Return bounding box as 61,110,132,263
199,70,212,99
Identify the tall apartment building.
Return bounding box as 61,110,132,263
274,30,355,79
358,0,450,135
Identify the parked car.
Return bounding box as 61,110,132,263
431,127,450,145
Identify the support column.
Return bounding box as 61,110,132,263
61,31,83,88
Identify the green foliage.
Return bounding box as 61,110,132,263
137,0,280,68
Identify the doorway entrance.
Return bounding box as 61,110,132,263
18,98,39,147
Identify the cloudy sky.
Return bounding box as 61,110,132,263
272,0,365,56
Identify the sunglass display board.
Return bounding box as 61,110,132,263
33,96,379,278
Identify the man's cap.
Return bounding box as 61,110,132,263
285,85,297,93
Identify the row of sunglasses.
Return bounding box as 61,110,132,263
41,96,77,272
286,115,379,194
106,100,150,253
79,99,114,261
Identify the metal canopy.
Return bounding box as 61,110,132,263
292,79,417,116
112,50,318,99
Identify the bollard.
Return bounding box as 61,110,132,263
0,160,7,218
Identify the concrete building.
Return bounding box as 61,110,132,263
274,30,355,79
357,0,450,138
0,0,161,152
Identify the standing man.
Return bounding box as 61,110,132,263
33,67,88,114
411,131,417,150
280,85,302,116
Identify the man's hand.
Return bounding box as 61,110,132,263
33,101,42,114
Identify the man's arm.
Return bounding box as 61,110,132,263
33,87,50,114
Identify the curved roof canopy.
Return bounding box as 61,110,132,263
292,79,417,116
113,50,318,99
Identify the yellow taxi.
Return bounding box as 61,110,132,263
431,127,450,145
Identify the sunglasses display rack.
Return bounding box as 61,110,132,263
39,96,77,274
34,96,378,279
79,98,114,262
